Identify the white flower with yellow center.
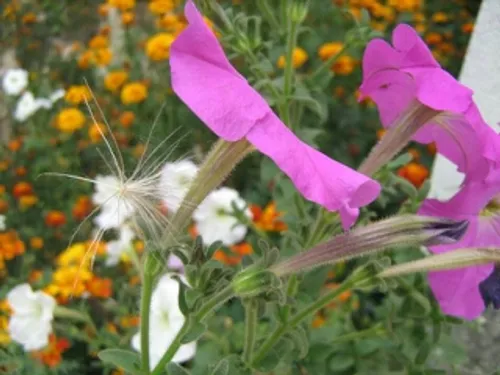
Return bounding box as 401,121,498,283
193,187,251,246
7,284,56,351
132,275,196,366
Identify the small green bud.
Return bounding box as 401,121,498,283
232,267,277,298
143,251,164,278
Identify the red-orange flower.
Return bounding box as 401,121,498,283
87,277,113,298
397,162,430,188
72,196,93,221
250,202,287,232
32,334,70,368
45,211,67,227
12,181,33,198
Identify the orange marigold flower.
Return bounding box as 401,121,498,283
65,85,91,105
94,48,113,66
30,237,44,250
119,111,135,128
72,196,93,221
32,334,70,368
22,12,37,24
0,161,9,172
213,249,241,266
121,82,148,105
19,195,38,209
120,315,140,328
432,12,450,24
7,138,22,152
0,185,5,195
56,108,85,133
145,33,175,61
98,4,110,16
397,162,429,188
78,50,94,69
157,13,185,31
250,202,287,232
311,313,326,328
425,32,443,45
277,47,308,69
230,242,253,256
88,122,107,143
88,35,109,49
105,71,129,92
45,211,67,228
122,11,135,25
462,22,474,34
331,55,356,75
0,231,25,261
87,277,113,298
29,269,43,283
108,0,136,11
15,166,27,177
12,181,33,198
408,148,420,161
148,0,175,15
0,200,8,214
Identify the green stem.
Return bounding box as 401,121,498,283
150,285,235,375
251,274,367,366
242,299,258,364
140,270,155,373
282,17,299,127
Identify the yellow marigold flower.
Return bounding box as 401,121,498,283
104,71,129,92
331,55,356,75
48,265,93,302
121,82,148,105
98,4,110,17
277,47,308,69
146,33,175,61
122,11,135,25
318,42,344,61
93,48,113,66
387,0,421,12
88,35,108,49
56,108,86,133
157,13,185,32
89,122,107,143
108,0,136,11
148,0,175,15
413,12,426,23
0,316,10,345
415,23,426,34
57,243,88,267
65,85,91,105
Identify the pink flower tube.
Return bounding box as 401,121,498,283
170,1,380,229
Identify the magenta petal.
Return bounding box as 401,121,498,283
392,24,439,68
246,113,381,230
428,264,492,320
360,69,416,127
170,1,271,141
362,39,402,79
405,68,473,113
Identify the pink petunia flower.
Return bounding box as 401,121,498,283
360,24,493,181
419,180,500,319
170,0,381,229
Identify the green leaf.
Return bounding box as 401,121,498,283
181,321,207,344
172,276,190,316
286,326,309,358
255,349,281,372
415,342,432,365
209,358,229,375
328,352,355,372
205,241,224,259
167,362,191,375
97,349,141,375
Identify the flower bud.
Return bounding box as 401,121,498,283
271,215,468,277
231,267,278,298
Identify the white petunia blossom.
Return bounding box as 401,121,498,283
159,160,198,213
14,92,43,122
0,215,5,231
49,88,65,103
7,284,56,351
193,187,251,246
2,69,28,96
92,175,136,230
105,225,135,266
132,275,196,366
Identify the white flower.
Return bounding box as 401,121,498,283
92,175,136,230
159,160,198,213
193,187,251,246
2,68,28,96
105,225,135,266
0,215,5,231
49,88,65,103
132,275,196,366
7,284,56,351
14,92,42,122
